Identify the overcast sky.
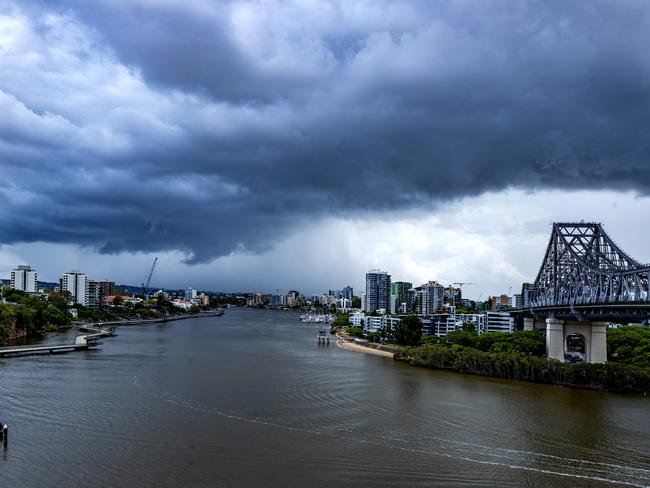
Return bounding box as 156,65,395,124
1,1,649,298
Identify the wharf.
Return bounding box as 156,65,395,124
0,335,100,358
78,325,117,338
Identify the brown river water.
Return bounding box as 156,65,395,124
0,307,648,487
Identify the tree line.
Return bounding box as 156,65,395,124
394,326,650,394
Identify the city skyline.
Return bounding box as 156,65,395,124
2,2,650,297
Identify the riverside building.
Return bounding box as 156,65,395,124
60,271,89,306
340,285,354,301
349,312,401,335
11,265,37,293
88,279,116,308
408,281,445,315
485,311,515,333
365,270,391,313
390,281,412,315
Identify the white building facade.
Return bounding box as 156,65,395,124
349,312,401,335
485,311,515,333
11,265,37,292
60,271,89,306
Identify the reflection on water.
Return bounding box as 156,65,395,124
0,308,648,487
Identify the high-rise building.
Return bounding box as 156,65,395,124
444,286,462,306
407,281,445,315
11,265,37,293
390,281,412,314
521,283,534,308
88,279,116,308
285,290,300,308
88,281,100,308
60,271,88,306
269,293,285,307
340,285,354,301
365,270,391,313
186,287,197,300
98,279,115,299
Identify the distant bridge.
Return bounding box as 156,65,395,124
516,222,650,363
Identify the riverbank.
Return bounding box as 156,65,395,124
79,309,225,328
335,331,398,358
395,343,650,394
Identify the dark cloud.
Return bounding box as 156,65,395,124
1,0,650,263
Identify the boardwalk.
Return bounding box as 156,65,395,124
0,335,100,358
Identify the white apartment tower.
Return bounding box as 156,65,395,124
60,271,89,306
11,265,37,293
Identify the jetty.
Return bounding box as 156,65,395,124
317,330,331,345
78,325,117,338
0,335,101,358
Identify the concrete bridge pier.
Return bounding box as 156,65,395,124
523,317,535,331
545,318,565,361
590,322,608,363
544,318,607,363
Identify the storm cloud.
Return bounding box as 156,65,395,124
1,0,650,263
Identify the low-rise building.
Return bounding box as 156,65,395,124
348,312,401,335
486,311,514,333
458,314,488,334
172,299,194,310
335,297,353,311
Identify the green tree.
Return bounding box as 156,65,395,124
461,321,476,333
347,326,364,338
44,304,68,327
352,297,361,308
368,332,381,343
0,304,17,344
394,315,423,346
608,326,650,368
331,313,350,331
445,329,479,348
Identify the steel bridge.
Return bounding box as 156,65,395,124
517,222,650,362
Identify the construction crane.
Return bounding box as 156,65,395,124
142,257,158,300
452,282,475,288
450,282,476,307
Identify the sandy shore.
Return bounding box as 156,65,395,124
336,332,395,358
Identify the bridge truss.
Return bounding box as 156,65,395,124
531,223,650,308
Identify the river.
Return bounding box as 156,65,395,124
0,308,648,487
